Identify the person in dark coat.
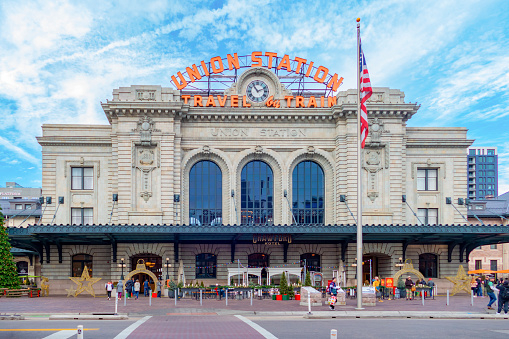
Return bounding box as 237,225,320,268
125,277,134,299
405,276,414,300
496,280,509,315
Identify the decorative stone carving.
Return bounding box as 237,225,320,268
307,146,315,156
368,118,388,145
133,116,160,146
133,145,158,203
363,150,384,202
202,145,211,154
136,90,156,101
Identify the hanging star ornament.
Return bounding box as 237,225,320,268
445,265,471,296
69,265,101,297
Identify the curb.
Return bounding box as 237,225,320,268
49,314,129,320
0,315,24,320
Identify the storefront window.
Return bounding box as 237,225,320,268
300,253,321,272
241,161,273,225
189,161,222,225
419,253,437,278
196,253,216,278
292,161,324,224
72,254,93,277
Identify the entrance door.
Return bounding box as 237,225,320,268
131,254,162,293
363,256,377,284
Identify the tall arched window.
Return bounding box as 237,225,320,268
300,253,321,272
189,161,222,225
196,253,217,278
241,161,273,225
292,161,324,224
72,254,93,277
419,253,438,278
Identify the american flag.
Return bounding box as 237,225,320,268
359,37,372,149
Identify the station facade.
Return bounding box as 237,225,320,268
8,53,506,294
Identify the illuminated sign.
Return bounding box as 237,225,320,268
253,234,292,245
171,51,344,92
181,94,337,108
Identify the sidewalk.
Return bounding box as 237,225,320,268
0,294,498,319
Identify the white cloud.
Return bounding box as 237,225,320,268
0,137,39,165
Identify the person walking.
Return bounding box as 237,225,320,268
405,276,414,300
487,277,497,310
328,277,338,310
143,279,150,297
105,281,113,300
125,278,134,299
496,280,509,315
117,279,123,301
157,278,162,298
476,277,483,297
134,279,140,300
427,278,435,299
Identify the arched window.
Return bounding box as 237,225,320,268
17,261,29,276
72,254,93,277
292,161,324,224
419,253,438,278
189,161,222,225
248,253,270,280
241,161,273,225
300,253,321,272
196,253,216,278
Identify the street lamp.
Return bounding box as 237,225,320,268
118,258,126,280
164,258,171,280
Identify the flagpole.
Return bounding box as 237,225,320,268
355,17,364,310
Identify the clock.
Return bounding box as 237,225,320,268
246,80,269,103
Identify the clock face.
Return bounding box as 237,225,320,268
246,80,269,103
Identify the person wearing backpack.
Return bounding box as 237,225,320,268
328,277,338,310
496,280,509,315
486,277,497,310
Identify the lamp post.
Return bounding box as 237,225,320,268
118,258,126,280
164,258,171,280
395,257,404,270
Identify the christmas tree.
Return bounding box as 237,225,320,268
304,271,312,286
279,272,288,295
0,209,20,289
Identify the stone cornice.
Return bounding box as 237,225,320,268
37,136,112,147
406,139,475,148
101,101,189,124
331,103,420,121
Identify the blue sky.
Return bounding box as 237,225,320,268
0,0,508,194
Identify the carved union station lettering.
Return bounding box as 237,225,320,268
210,128,306,138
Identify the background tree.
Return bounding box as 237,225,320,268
0,209,20,289
279,272,288,295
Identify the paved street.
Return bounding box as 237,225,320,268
1,294,508,338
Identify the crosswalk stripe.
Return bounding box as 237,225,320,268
42,330,76,339
114,316,151,339
234,315,278,339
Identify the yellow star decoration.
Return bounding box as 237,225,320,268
69,265,102,297
66,287,77,297
445,265,471,296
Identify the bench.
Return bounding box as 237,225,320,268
5,289,31,297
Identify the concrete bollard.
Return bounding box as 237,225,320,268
422,292,424,306
175,288,178,306
308,293,312,314
471,289,474,306
447,290,449,306
226,288,228,306
200,289,203,306
77,325,83,339
115,294,118,315
251,289,253,306
149,289,152,306
330,329,337,338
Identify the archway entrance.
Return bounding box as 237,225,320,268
130,254,162,293
124,259,160,297
363,253,392,283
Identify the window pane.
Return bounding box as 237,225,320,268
428,209,438,225
417,209,427,224
241,161,273,225
71,168,83,190
292,161,324,224
189,161,222,225
83,208,93,225
71,208,82,225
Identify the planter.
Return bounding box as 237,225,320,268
295,294,301,301
168,290,175,298
276,295,283,300
398,288,406,299
152,292,157,298
272,295,277,300
282,294,289,300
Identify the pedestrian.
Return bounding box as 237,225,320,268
496,280,509,315
470,276,477,297
134,279,140,300
143,279,150,297
427,278,435,298
405,276,414,300
157,278,162,298
125,277,134,299
476,277,483,297
105,281,113,300
487,277,497,310
117,279,123,300
328,277,338,310
373,276,382,302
